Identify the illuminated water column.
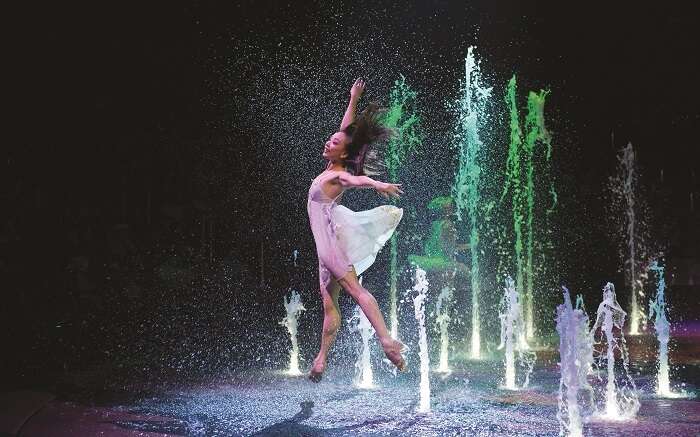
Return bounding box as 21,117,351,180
452,47,492,359
279,290,306,375
383,75,422,339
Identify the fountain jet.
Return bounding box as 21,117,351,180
498,276,535,390
413,266,431,412
452,46,492,359
349,304,376,389
280,289,306,376
591,282,640,420
435,285,453,373
556,287,594,437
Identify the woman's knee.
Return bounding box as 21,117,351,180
344,282,374,303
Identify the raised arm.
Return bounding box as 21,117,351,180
336,172,403,199
340,78,365,131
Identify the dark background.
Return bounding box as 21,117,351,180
3,1,699,391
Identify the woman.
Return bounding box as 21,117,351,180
307,78,407,382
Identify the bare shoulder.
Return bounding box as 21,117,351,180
320,170,346,199
326,170,352,184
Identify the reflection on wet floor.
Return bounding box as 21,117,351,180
103,359,699,437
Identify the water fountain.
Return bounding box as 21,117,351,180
279,289,306,376
452,46,491,359
523,89,555,341
501,77,527,346
648,260,681,398
498,276,535,390
348,304,376,389
610,142,647,335
413,266,431,413
383,75,423,340
556,286,595,437
434,284,453,373
590,282,640,420
500,76,557,342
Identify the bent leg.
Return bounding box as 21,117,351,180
338,269,390,342
338,268,406,370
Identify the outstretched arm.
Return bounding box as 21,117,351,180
340,78,365,131
336,172,403,199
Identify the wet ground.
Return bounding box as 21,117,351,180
107,359,699,437
4,359,693,436
2,331,700,436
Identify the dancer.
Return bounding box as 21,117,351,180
307,78,406,382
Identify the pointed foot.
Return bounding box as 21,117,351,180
382,340,408,371
308,357,325,383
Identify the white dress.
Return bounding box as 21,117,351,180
307,171,403,288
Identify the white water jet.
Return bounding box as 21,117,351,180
413,266,431,412
591,282,639,420
435,285,453,373
648,260,684,398
451,46,492,360
279,289,306,376
616,142,647,335
498,276,535,390
556,287,595,437
348,304,376,389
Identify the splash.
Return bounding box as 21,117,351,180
591,282,639,420
556,287,595,437
451,46,492,359
412,266,431,412
435,285,454,373
383,74,423,340
279,289,306,376
348,304,376,389
497,276,535,390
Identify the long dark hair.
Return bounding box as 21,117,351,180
342,102,394,176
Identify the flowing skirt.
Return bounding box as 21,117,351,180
332,204,403,277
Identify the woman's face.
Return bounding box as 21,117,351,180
323,131,349,161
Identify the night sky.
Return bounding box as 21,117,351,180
4,1,699,386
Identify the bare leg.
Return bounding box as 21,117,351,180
338,268,406,370
309,279,341,382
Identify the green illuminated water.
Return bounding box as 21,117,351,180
501,75,526,337
382,74,422,339
523,89,551,339
501,78,557,341
452,47,492,359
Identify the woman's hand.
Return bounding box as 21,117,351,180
375,181,404,199
350,78,365,100
341,78,365,130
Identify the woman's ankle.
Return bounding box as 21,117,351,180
379,337,398,349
